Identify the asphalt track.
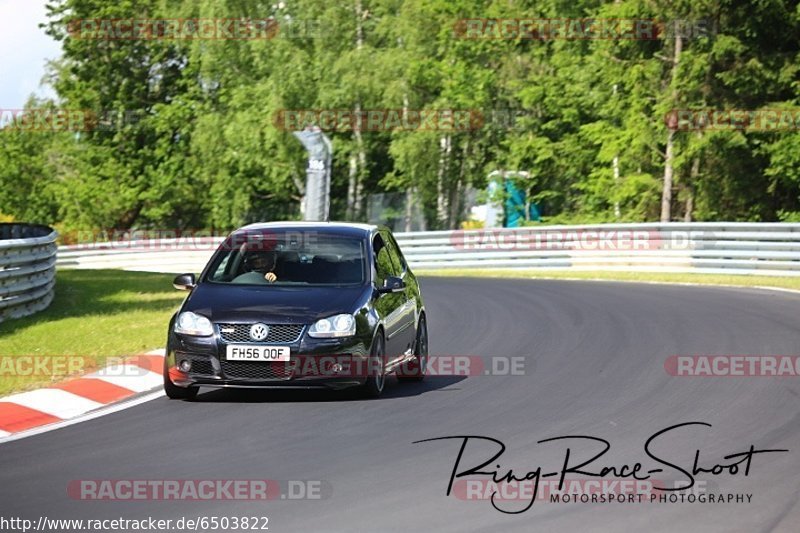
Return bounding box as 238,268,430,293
1,277,799,532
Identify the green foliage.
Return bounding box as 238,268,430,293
0,0,798,231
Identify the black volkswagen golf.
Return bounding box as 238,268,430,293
164,222,427,399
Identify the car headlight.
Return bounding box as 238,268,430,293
308,314,356,338
174,311,214,336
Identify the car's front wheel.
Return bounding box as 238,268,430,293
163,359,199,400
361,332,386,398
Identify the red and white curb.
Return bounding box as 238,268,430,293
0,349,165,440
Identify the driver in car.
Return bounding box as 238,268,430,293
240,250,279,283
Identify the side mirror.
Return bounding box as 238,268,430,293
377,276,405,294
173,273,196,291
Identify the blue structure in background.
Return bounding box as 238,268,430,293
504,179,541,228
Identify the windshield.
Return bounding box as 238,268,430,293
204,229,366,286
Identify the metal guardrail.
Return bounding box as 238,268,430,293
55,222,800,276
0,224,58,323
395,222,800,276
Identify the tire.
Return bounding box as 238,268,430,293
361,332,386,398
163,360,199,400
398,315,427,382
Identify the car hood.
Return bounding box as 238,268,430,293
183,283,369,324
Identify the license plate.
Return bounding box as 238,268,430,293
226,345,291,362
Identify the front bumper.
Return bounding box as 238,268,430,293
166,329,371,390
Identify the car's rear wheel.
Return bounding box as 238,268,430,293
361,332,386,398
398,314,427,382
163,359,199,400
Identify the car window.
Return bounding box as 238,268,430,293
211,254,230,279
205,230,366,286
373,234,397,286
383,232,406,274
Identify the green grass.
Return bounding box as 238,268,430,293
0,269,186,396
417,268,800,291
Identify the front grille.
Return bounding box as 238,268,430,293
219,360,294,380
217,323,304,344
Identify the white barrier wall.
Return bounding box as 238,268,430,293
56,222,800,277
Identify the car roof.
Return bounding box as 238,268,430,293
237,221,380,237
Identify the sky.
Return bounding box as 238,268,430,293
0,0,62,109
